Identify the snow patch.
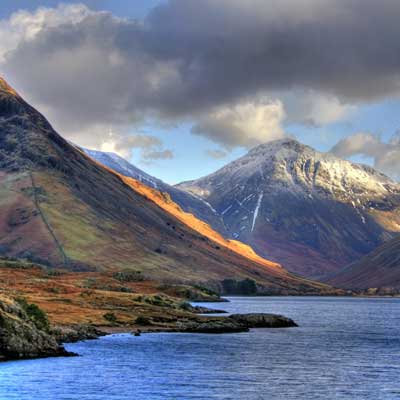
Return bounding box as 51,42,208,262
221,204,233,215
251,193,264,232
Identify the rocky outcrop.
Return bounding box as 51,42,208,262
136,312,298,333
180,313,298,332
189,305,227,314
55,324,107,343
0,296,75,361
175,318,245,333
229,313,298,328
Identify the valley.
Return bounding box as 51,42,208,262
1,75,400,363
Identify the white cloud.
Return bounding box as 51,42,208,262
205,149,229,159
142,149,174,160
192,99,286,148
0,4,94,63
282,91,354,126
98,131,173,161
331,132,400,181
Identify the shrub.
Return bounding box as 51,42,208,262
16,297,50,332
179,302,193,311
221,278,258,295
103,312,118,324
113,270,144,282
193,284,219,297
237,279,257,295
135,315,151,325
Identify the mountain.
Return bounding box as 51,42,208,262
82,148,162,189
327,236,400,289
177,138,400,279
0,77,330,294
81,148,227,234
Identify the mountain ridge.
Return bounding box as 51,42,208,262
80,148,227,235
177,138,400,279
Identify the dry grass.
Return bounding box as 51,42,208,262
0,263,199,328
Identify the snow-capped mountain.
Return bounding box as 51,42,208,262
81,148,227,234
177,139,400,279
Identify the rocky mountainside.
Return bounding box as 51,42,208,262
81,148,226,234
0,77,331,294
177,139,400,279
328,235,400,289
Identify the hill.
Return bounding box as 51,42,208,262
328,236,400,290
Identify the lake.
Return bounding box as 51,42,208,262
1,297,400,399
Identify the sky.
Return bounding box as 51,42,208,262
1,0,400,184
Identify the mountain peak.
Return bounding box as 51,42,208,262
257,137,303,148
0,77,18,97
247,138,312,158
177,137,400,278
0,76,71,172
0,76,33,119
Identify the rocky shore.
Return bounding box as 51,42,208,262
0,294,298,361
0,295,76,361
166,313,297,333
89,312,298,336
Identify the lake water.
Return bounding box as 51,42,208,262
1,297,400,399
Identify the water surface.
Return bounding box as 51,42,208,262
1,297,400,399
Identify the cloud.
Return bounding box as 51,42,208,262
205,149,229,159
192,99,285,148
99,132,166,157
2,1,400,149
0,4,93,62
86,129,173,162
283,91,355,127
330,132,400,181
142,149,174,161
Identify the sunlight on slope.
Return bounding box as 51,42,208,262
84,157,286,274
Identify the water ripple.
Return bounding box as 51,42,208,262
1,297,400,399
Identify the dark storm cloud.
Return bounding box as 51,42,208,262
2,0,400,147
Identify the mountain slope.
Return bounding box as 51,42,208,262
328,236,400,289
0,77,330,294
177,139,400,279
81,148,227,234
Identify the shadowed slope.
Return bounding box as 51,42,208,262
328,235,400,289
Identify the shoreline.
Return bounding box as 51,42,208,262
0,311,298,362
3,293,398,362
59,312,298,343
